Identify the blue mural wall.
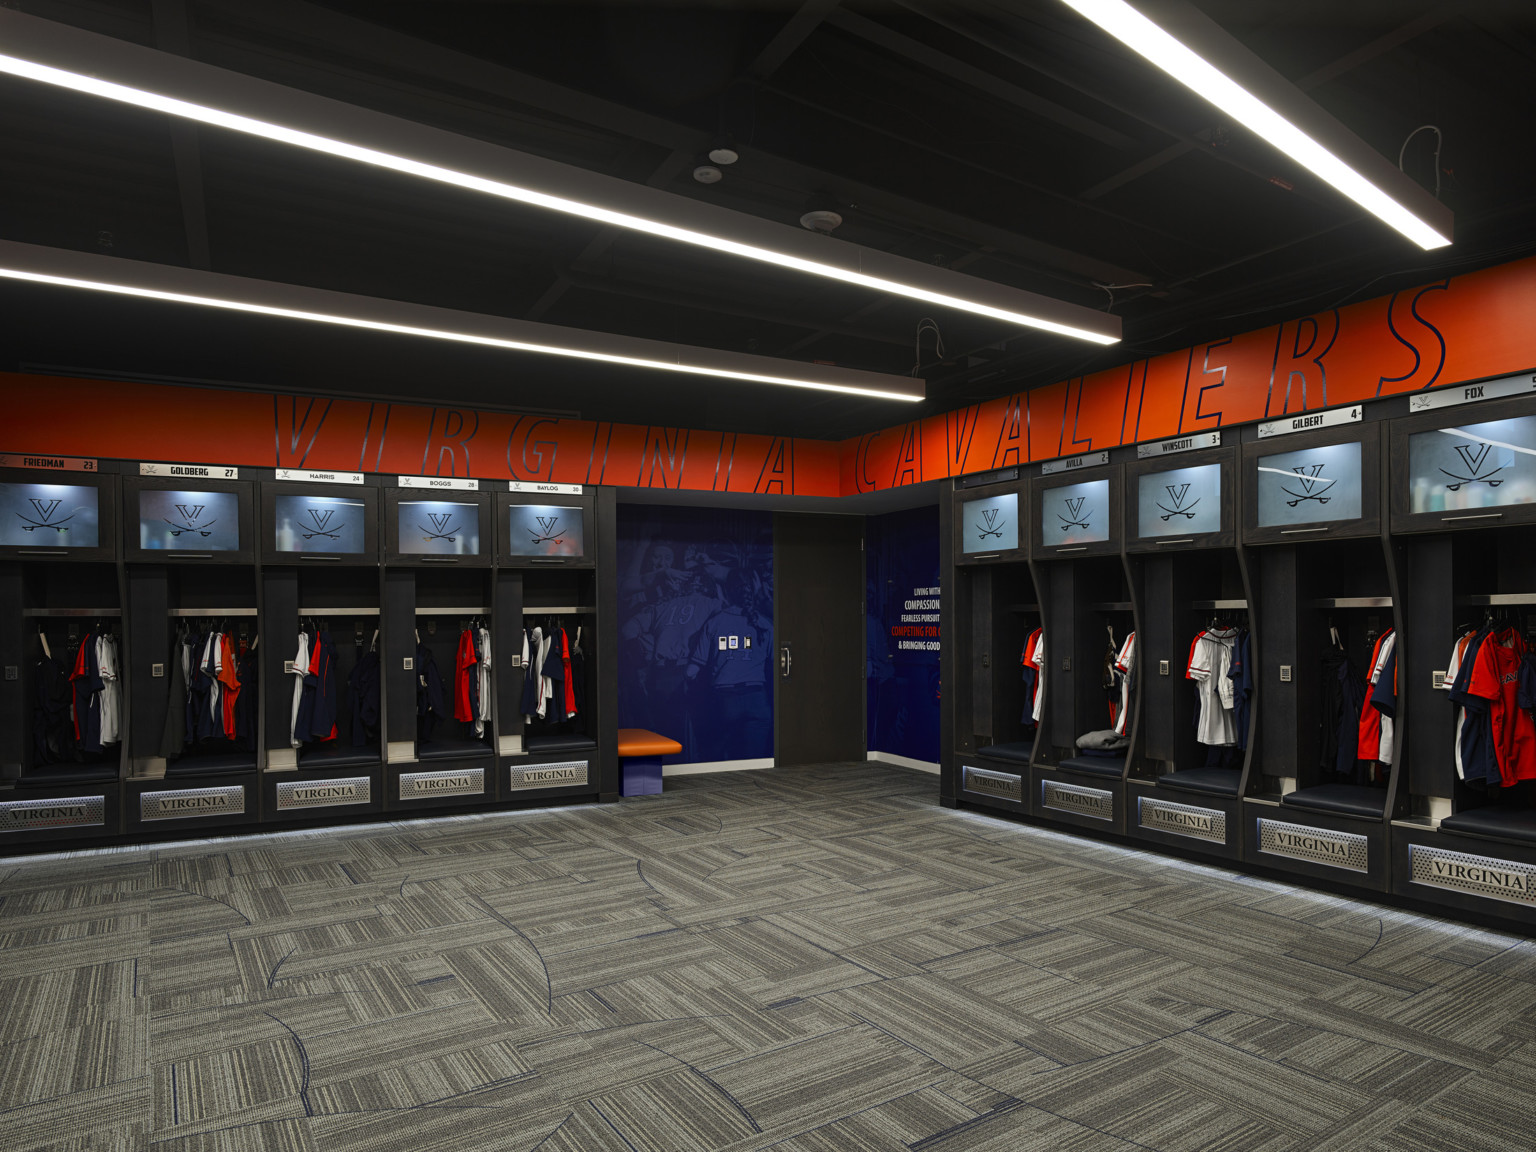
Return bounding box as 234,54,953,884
617,505,774,764
866,505,941,763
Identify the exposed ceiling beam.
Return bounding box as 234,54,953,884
1080,6,1453,200
825,8,1137,151
151,0,212,270
191,0,1146,289
744,0,843,81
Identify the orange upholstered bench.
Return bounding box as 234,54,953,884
617,728,681,795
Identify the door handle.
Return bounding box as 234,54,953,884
780,646,792,678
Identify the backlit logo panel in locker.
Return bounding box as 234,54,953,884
508,505,585,557
139,490,240,551
275,494,365,554
1255,442,1363,527
399,501,479,556
1408,416,1536,513
1041,480,1109,546
0,483,100,547
960,493,1017,554
1409,843,1536,907
1137,464,1221,538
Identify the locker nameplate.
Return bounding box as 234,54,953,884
1042,779,1114,821
275,777,371,810
1410,844,1536,907
962,765,1021,802
508,760,588,790
399,767,484,800
0,794,106,831
141,786,245,821
1138,796,1226,844
1257,818,1368,872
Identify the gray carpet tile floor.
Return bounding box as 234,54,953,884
2,763,1535,1151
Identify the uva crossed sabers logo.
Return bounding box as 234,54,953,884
1156,483,1200,521
1058,496,1091,531
1281,464,1335,507
1441,442,1506,491
418,512,459,542
529,515,564,545
974,507,1005,540
166,503,215,537
301,508,341,540
16,497,73,534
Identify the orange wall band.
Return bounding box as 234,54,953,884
7,253,1536,497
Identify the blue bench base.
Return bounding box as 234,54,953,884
621,755,664,796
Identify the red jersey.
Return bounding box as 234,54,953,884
454,629,478,722
1466,628,1536,786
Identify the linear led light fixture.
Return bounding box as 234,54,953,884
1060,0,1453,250
0,9,1120,345
0,240,925,402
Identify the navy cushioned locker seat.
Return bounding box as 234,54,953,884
166,752,256,777
1439,807,1536,845
1280,784,1386,819
976,743,1033,764
1055,755,1125,779
417,736,494,761
297,742,380,769
524,734,598,754
1157,768,1242,797
16,765,118,787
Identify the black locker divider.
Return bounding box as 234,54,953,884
1028,459,1134,834
0,463,127,843
1124,442,1250,861
1238,421,1399,892
123,472,261,834
944,469,1037,817
1388,395,1536,924
261,477,388,822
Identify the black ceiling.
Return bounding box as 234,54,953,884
3,0,1534,440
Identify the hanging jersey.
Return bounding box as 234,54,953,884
1228,631,1253,751
1187,628,1238,746
455,629,478,723
289,631,310,748
1030,630,1046,723
1114,632,1136,737
1464,628,1536,787
1357,630,1395,764
1021,629,1042,727
1444,630,1477,780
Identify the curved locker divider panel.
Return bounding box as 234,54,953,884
1126,780,1241,859
126,773,257,833
262,767,382,821
959,762,1024,814
0,784,121,846
388,761,489,812
1243,801,1388,890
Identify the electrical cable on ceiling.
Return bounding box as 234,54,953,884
912,317,945,375
1093,280,1155,312
1398,125,1443,200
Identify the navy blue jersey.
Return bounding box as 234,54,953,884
1228,630,1254,751
416,643,446,738
349,648,380,747
1450,627,1496,786
309,631,339,742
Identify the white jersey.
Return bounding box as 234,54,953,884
1445,630,1476,779
1368,630,1398,766
289,630,310,747
1186,628,1238,746
1030,631,1046,723
1113,632,1136,737
475,626,492,736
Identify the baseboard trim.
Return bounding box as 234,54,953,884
868,751,940,775
663,758,775,777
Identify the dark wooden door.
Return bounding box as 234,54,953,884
774,512,865,766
